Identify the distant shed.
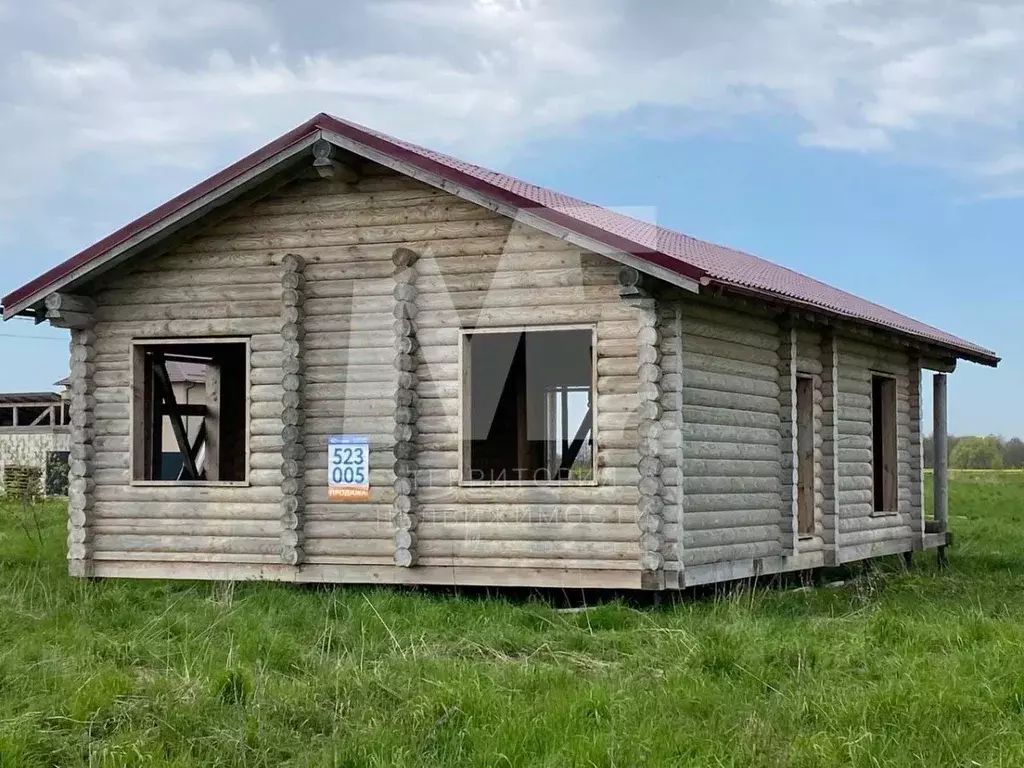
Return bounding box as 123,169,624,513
0,113,998,590
0,391,69,496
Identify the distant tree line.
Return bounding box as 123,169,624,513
923,435,1024,470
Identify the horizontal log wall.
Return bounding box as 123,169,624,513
78,155,925,584
667,297,785,569
87,163,645,577
412,211,640,571
89,232,285,564
833,336,916,557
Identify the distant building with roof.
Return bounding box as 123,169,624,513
2,362,205,496
0,390,70,496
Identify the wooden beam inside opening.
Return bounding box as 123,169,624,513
152,356,200,481
161,403,207,418
558,408,593,478
205,361,222,482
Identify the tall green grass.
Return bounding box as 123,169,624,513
1,473,1024,766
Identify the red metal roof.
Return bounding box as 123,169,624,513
1,113,998,365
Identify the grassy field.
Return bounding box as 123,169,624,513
1,473,1024,766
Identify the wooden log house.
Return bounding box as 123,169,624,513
1,114,999,590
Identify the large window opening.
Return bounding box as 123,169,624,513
462,328,595,484
131,339,249,484
795,376,815,536
871,374,898,513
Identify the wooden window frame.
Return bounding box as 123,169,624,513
129,337,251,488
458,324,599,487
870,372,899,516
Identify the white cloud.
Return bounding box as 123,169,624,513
1,0,1024,252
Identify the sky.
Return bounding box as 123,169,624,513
0,0,1020,435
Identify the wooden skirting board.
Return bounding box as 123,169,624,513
81,530,947,591
86,561,645,590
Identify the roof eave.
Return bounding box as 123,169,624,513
707,279,999,368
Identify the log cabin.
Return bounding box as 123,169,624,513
0,113,999,590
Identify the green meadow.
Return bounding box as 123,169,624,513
1,470,1023,766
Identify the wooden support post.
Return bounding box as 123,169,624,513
392,247,421,568
280,254,307,567
67,325,97,577
933,373,948,536
619,267,665,589
205,363,222,481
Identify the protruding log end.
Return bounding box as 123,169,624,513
640,551,664,572
394,547,417,568
394,441,416,461
637,475,664,498
618,266,641,288
281,253,306,274
311,140,358,182
280,547,304,566
282,477,305,497
392,512,419,531
392,247,420,269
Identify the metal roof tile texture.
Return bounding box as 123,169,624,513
348,118,995,362
1,112,997,364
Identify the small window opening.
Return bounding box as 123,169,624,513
132,340,249,483
795,376,815,536
17,406,51,427
463,329,594,483
871,375,898,512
